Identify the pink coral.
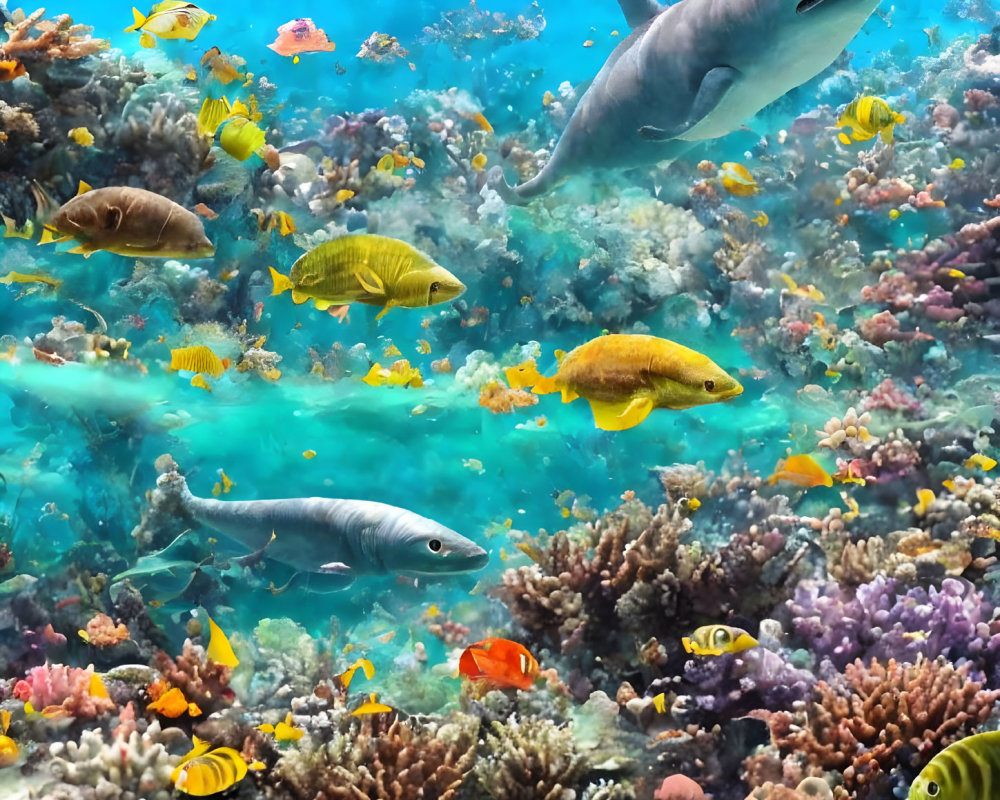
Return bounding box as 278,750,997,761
920,285,964,322
909,184,945,209
861,378,921,413
857,310,933,348
655,775,707,799
83,613,130,647
964,88,999,111
14,663,114,718
931,103,959,128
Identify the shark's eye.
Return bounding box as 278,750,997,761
796,0,825,13
428,538,442,553
926,782,940,797
704,380,715,392
429,281,441,294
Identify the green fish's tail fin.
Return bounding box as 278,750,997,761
139,31,156,48
124,7,146,32
880,124,896,144
269,266,294,296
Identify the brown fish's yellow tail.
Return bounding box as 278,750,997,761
504,359,557,395
269,267,295,296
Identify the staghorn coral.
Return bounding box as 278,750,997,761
0,8,107,63
474,715,588,800
271,714,478,799
759,656,1000,796
42,720,184,800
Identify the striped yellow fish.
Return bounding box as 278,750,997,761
169,346,230,379
171,737,264,796
268,234,465,321
837,96,905,145
908,730,1000,799
681,625,758,657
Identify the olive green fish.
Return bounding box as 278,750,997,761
269,234,465,320
40,182,214,259
909,730,1000,799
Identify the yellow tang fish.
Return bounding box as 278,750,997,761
41,182,214,259
0,709,16,767
964,453,997,471
125,1,216,49
170,346,230,379
269,234,466,321
682,625,758,657
338,657,375,690
257,711,303,742
206,616,239,668
719,162,758,196
503,334,743,432
908,730,1000,800
171,737,264,796
837,95,905,145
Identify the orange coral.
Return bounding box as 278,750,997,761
82,613,130,647
0,8,108,63
478,381,539,414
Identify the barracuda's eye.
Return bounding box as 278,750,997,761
428,539,442,553
704,380,715,392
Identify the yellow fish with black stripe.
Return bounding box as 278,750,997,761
171,736,265,796
908,730,1000,799
836,95,905,145
124,1,215,49
269,234,466,321
682,625,758,657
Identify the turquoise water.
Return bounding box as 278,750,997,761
2,0,1000,798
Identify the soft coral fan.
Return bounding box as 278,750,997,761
753,656,1000,797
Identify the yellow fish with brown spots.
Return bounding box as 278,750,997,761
269,234,465,321
41,182,214,259
505,334,743,431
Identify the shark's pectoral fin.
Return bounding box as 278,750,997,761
618,0,663,28
685,66,740,130
319,561,352,574
639,125,674,141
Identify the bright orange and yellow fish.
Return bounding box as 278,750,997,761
147,686,202,718
682,625,758,657
767,454,833,488
0,710,16,768
458,637,540,691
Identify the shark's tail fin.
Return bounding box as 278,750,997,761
487,165,567,206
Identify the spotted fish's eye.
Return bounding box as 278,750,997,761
926,782,940,797
429,281,441,294
428,538,442,553
711,627,732,648
704,380,715,392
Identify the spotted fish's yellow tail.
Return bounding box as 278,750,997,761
124,7,146,32
269,266,295,297
504,359,557,395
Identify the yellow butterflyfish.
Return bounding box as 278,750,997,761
719,162,758,196
206,616,239,668
964,454,997,471
914,488,935,517
836,95,905,145
768,454,833,488
125,1,215,49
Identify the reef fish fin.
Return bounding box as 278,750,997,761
76,180,92,196
65,244,95,258
313,298,334,311
269,266,294,296
139,31,156,48
559,386,578,403
290,290,310,305
38,226,71,246
355,268,385,295
124,7,146,32
588,395,654,431
375,300,397,322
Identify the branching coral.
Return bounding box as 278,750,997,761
760,657,1000,795
152,640,234,715
271,715,478,799
0,8,108,63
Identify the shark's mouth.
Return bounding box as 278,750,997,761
796,0,827,13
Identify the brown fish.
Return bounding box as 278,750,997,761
41,182,214,259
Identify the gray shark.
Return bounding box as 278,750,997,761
155,466,488,588
491,0,881,201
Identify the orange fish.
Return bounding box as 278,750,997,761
458,638,539,691
767,454,833,488
267,17,336,57
147,687,203,718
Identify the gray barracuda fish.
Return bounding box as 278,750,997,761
155,465,488,587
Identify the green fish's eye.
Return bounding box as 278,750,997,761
428,538,442,553
712,628,732,647
926,782,940,797
429,281,441,294
704,380,715,392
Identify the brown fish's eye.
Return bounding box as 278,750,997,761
704,380,715,392
429,281,441,294
428,538,442,553
926,783,940,797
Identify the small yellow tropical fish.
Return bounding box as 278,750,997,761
719,162,758,196
351,693,393,716
338,658,375,690
302,449,317,459
751,211,769,227
376,154,395,172
467,111,493,133
471,153,488,171
914,488,935,516
220,117,266,161
504,334,743,431
269,234,465,320
171,737,264,796
125,1,216,48
170,346,230,378
148,686,203,717
257,711,303,742
682,625,758,656
768,454,833,488
335,189,355,203
212,469,234,496
942,479,957,492
949,157,965,169
687,498,701,510
0,270,61,290
908,730,1000,800
206,616,239,668
363,360,423,388
0,709,17,767
889,208,901,220
68,127,95,146
197,96,233,137
779,273,825,302
515,541,543,563
652,693,667,713
964,454,997,471
836,95,905,145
